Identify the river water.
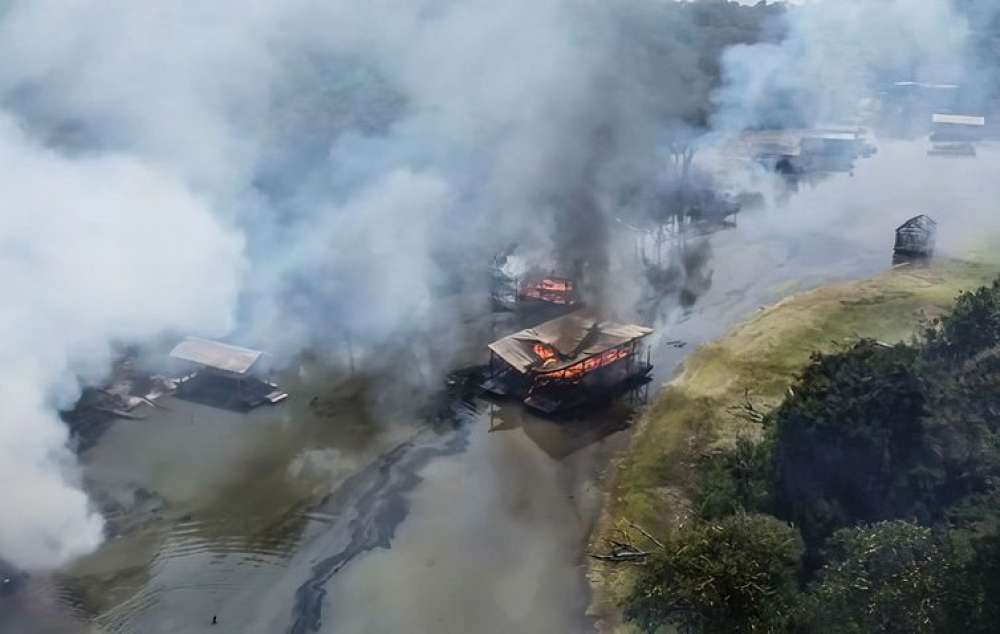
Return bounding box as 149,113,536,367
9,140,991,633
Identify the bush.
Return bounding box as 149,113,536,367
696,436,773,520
924,276,1000,363
796,521,964,633
770,340,932,551
624,514,803,633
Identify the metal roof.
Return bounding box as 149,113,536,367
897,214,937,231
488,311,653,374
894,81,959,89
168,338,264,375
803,132,860,141
932,114,985,126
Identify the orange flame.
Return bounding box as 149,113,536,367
534,343,558,366
521,277,577,305
538,345,632,381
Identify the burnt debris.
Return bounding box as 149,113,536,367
893,214,937,263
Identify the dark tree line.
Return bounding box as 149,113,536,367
624,276,1000,632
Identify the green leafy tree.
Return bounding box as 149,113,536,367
770,341,933,551
625,514,803,633
924,277,1000,363
797,521,964,633
696,436,773,520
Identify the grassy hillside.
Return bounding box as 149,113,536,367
588,258,1000,629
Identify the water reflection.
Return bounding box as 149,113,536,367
486,396,642,461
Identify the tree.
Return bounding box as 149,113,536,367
770,341,933,551
624,514,803,633
923,276,1000,363
797,521,964,633
696,436,773,520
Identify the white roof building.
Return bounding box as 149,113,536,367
168,338,265,376
932,114,985,127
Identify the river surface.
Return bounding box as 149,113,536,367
8,140,991,633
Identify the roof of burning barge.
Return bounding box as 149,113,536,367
488,311,653,374
168,338,264,375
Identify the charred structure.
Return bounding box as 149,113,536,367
893,214,937,262
60,353,179,451
482,311,653,414
490,250,581,312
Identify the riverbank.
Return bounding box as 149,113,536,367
587,257,1000,630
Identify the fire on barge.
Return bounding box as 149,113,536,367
482,311,653,414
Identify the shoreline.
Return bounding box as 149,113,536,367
585,257,1000,631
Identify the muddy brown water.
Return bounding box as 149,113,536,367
14,142,968,633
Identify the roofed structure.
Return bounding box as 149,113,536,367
169,338,265,376
488,311,652,375
894,215,937,258
932,113,985,127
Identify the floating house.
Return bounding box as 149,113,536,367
169,338,288,410
482,311,653,413
931,114,985,142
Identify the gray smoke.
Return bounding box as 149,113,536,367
712,0,972,134
0,0,996,572
0,112,244,568
0,0,704,569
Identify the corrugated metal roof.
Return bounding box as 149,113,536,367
488,311,653,374
897,214,937,231
932,114,985,126
169,338,264,375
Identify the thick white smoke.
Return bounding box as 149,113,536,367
0,0,661,569
0,113,245,569
0,0,993,572
712,0,971,133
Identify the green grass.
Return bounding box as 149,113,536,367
587,258,1000,628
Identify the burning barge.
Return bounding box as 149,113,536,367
490,249,581,313
482,311,653,414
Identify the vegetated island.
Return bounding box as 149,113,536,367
589,255,1000,633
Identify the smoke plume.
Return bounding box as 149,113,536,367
0,0,711,569
712,0,972,133
1,0,997,572
0,112,244,568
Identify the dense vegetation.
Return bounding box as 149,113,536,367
623,277,1000,632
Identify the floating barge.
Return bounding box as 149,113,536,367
169,338,288,411
482,311,653,414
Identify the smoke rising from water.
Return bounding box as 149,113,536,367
0,0,997,572
0,0,705,569
0,113,244,568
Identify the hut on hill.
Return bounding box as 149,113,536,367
894,215,937,260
